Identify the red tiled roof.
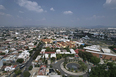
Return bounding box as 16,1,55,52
114,48,116,50
13,65,17,68
75,49,85,54
75,49,79,54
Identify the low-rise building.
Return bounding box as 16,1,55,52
41,39,53,44
50,53,56,58
4,65,17,71
56,49,61,54
102,48,111,53
84,45,101,52
17,50,30,61
70,49,76,54
35,55,41,62
40,49,46,54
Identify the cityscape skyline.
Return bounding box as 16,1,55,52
0,0,116,27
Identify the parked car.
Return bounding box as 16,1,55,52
20,64,25,69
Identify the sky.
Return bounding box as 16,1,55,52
0,0,116,27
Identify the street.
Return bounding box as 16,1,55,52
52,59,92,77
20,44,43,77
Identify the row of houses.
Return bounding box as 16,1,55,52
41,38,84,48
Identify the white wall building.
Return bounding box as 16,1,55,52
35,55,41,62
56,49,61,54
60,52,70,54
40,49,46,54
2,50,9,54
50,53,56,58
45,54,49,59
84,45,101,52
4,65,17,71
70,49,76,54
102,48,111,53
17,50,30,61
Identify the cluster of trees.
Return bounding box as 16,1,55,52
34,42,37,45
78,61,87,72
78,51,100,65
0,52,5,55
45,47,54,52
56,54,74,60
51,57,55,63
45,60,47,65
44,47,59,52
29,50,33,56
23,71,30,77
78,45,84,49
55,69,61,75
109,45,116,53
18,51,22,53
14,69,21,75
35,64,40,67
78,44,90,49
28,65,33,70
33,42,42,60
64,46,70,52
89,62,116,77
16,58,24,63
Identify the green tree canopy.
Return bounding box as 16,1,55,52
14,69,21,75
16,58,24,63
89,63,116,77
78,51,100,64
23,71,30,77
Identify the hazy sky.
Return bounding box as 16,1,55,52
0,0,116,27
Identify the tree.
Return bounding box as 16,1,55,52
78,51,100,65
72,68,74,72
0,52,5,55
81,64,87,72
64,56,67,63
62,75,65,77
78,61,87,71
51,57,55,62
16,58,24,63
89,64,114,77
28,65,33,70
90,56,100,65
29,50,33,54
79,76,83,77
34,42,37,45
45,60,47,65
18,51,22,53
14,69,21,75
56,54,62,60
46,47,52,52
23,71,30,77
55,69,61,75
75,70,78,72
50,65,52,68
107,62,114,67
78,45,84,49
44,55,45,62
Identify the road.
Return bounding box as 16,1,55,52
52,59,92,77
20,44,43,77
